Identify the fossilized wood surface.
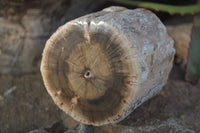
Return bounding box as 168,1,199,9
41,6,175,126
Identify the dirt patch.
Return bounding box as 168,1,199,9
0,74,62,133
0,65,200,133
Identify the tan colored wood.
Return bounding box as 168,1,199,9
40,6,175,126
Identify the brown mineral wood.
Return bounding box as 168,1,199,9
40,6,175,126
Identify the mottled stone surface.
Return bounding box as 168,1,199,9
0,65,199,133
166,23,192,66
0,9,49,75
0,0,106,75
0,74,62,133
0,19,25,73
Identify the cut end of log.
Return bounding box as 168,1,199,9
40,6,175,126
40,19,140,125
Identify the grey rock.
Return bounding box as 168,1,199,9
0,0,106,75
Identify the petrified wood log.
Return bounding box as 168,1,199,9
40,6,175,126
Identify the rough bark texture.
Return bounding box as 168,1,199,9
101,7,175,121
40,6,175,126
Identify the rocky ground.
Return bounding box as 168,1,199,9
0,64,199,133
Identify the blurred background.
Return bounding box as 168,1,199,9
0,0,199,133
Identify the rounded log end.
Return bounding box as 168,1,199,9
41,6,175,126
40,20,141,126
